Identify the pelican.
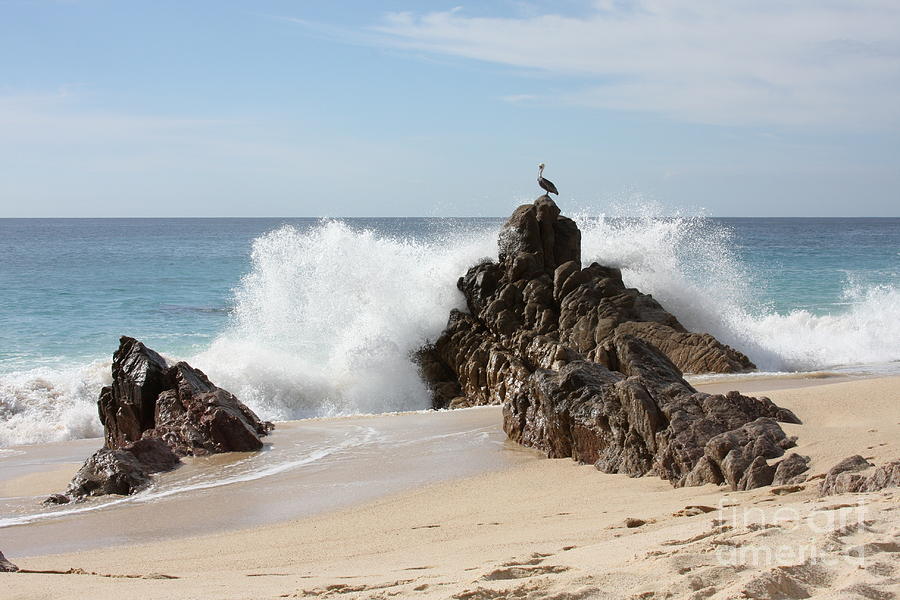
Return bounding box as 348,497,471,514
538,163,559,196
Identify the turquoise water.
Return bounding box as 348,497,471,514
1,215,898,447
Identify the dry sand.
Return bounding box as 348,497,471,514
3,376,898,600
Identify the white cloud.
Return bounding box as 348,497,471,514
366,0,900,128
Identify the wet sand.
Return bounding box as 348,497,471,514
2,376,898,599
0,408,539,556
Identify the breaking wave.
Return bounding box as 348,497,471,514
577,210,900,372
190,221,496,420
1,212,898,447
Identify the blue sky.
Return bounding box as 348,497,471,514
1,0,899,217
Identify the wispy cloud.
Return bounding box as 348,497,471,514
357,0,900,129
0,90,231,146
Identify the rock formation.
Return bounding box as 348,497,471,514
422,196,754,410
50,438,179,502
421,196,802,490
99,337,272,455
50,336,272,502
820,455,900,496
0,550,18,573
771,453,811,485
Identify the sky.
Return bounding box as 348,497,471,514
1,0,899,217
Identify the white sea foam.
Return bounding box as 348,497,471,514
0,361,108,447
577,209,900,372
1,214,898,447
190,220,496,420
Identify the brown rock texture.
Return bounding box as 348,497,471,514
772,453,811,485
99,336,272,455
421,197,802,490
820,456,900,495
422,196,754,410
61,438,180,499
54,336,273,501
0,550,18,572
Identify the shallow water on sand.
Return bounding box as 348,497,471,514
0,407,538,557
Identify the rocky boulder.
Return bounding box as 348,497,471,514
99,336,272,455
58,438,180,500
52,337,273,501
0,550,18,573
421,197,801,490
502,334,800,490
772,453,811,485
820,456,900,496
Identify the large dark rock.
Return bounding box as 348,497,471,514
502,334,799,490
62,438,179,499
0,550,18,572
421,197,802,490
98,337,169,449
423,197,753,410
54,337,273,501
99,336,272,455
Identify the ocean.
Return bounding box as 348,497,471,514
1,214,898,449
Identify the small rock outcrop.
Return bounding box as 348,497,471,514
61,438,179,500
421,197,802,490
772,453,811,485
99,337,272,455
51,337,272,502
820,456,900,496
0,550,18,572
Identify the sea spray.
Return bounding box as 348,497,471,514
0,361,108,447
1,214,898,447
578,209,900,372
191,220,497,420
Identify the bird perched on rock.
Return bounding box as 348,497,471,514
538,163,559,196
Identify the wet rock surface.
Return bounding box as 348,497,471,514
52,337,272,501
100,337,272,455
62,438,179,499
422,197,802,490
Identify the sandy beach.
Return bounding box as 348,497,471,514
1,375,897,600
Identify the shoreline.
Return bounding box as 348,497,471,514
2,375,898,599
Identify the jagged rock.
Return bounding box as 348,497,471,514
436,196,753,377
56,438,179,501
421,197,801,490
860,459,900,492
99,336,272,455
0,550,18,572
421,196,753,409
98,337,169,449
820,456,899,496
501,335,799,489
142,362,272,456
773,453,811,485
415,347,462,410
55,337,273,501
703,418,796,491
